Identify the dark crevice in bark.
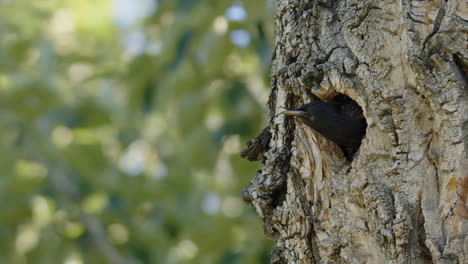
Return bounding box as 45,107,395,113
264,217,281,239
268,78,279,123
452,53,468,85
290,168,319,264
270,180,287,208
422,2,447,50
407,13,430,25
318,46,346,65
348,6,382,30
416,196,434,261
427,146,441,201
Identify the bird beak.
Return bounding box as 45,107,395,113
282,110,306,116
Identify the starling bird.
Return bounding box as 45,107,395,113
283,100,366,160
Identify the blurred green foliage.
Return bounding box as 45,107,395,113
0,0,274,263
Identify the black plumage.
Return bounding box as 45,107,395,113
283,100,366,160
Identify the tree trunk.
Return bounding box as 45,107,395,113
241,0,467,263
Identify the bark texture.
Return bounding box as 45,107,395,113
241,0,467,263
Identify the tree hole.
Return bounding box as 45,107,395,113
329,93,367,161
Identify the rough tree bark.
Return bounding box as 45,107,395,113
241,0,467,263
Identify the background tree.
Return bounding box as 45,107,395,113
242,0,467,263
